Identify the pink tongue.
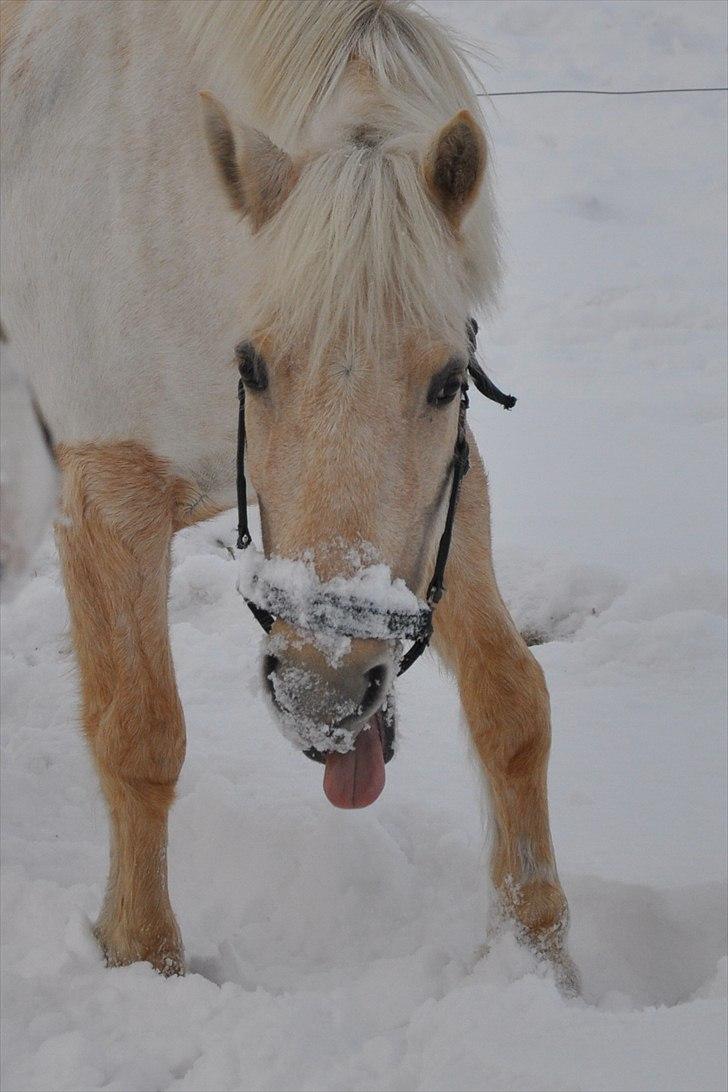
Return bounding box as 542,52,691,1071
323,719,385,809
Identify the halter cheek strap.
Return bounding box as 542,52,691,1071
236,374,276,633
236,373,252,551
235,319,515,674
395,387,470,674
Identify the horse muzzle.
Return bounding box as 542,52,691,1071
263,645,397,808
242,552,423,806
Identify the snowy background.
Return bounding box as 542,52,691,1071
1,2,726,1090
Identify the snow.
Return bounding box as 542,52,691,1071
238,547,429,642
1,2,726,1090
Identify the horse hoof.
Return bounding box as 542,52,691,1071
550,949,581,997
94,921,185,977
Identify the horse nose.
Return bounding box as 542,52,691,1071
361,663,387,715
263,654,280,699
263,646,391,728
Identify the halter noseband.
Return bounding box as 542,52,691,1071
235,318,515,675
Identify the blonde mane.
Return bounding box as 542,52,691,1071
182,0,500,367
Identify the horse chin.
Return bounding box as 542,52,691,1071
304,708,395,810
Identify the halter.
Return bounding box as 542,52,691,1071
235,318,515,675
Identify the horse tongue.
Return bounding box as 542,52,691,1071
323,718,385,809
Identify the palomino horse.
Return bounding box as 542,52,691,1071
1,0,575,988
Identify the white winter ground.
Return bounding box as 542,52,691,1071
1,2,726,1090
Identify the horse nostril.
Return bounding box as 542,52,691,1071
263,654,279,701
361,663,387,714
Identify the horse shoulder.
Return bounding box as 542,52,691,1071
1,1,245,507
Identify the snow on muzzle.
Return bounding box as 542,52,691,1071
237,551,425,807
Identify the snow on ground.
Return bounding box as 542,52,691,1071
1,2,726,1090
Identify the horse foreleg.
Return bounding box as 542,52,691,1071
57,443,186,975
432,443,578,992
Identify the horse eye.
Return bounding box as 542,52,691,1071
235,342,268,392
428,366,463,408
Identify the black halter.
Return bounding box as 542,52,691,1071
235,318,515,675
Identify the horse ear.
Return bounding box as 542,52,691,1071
199,91,296,230
423,110,486,227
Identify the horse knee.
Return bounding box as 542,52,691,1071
461,640,550,760
100,773,180,829
93,696,186,794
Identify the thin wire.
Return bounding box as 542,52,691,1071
481,87,728,97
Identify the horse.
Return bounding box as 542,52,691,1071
0,0,576,990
